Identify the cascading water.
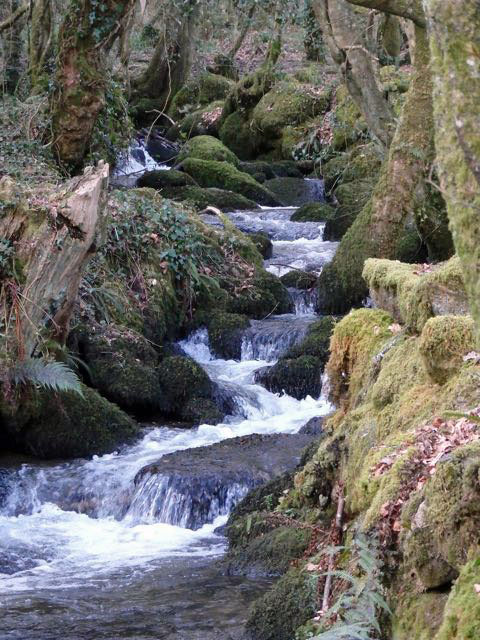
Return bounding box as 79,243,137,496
0,183,338,639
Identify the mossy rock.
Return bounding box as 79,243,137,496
198,73,234,104
379,65,411,94
178,100,225,138
169,73,233,120
177,135,240,166
252,81,331,139
227,269,293,318
331,85,368,151
180,397,224,426
73,324,162,414
256,355,322,400
160,185,258,212
434,555,480,640
244,567,317,640
249,232,273,259
392,591,448,640
280,270,317,290
419,315,476,384
180,158,281,206
269,161,304,178
157,355,213,415
285,316,336,361
228,471,295,522
137,169,195,191
206,54,239,80
207,311,250,360
321,145,382,192
6,385,139,460
291,202,335,222
223,524,312,577
263,177,321,206
238,161,277,182
219,111,261,160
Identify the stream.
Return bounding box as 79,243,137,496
0,161,338,639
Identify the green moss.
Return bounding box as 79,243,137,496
245,567,317,640
169,73,233,120
393,591,448,640
435,555,480,640
256,355,322,400
207,311,250,360
362,256,468,333
219,111,261,160
157,355,213,414
280,270,317,290
286,316,336,361
331,85,368,151
227,269,293,318
379,65,411,94
291,202,335,222
137,169,195,190
248,232,273,259
326,308,393,407
178,100,224,138
160,185,258,212
198,73,234,104
180,158,280,206
180,397,223,426
177,135,239,166
238,161,276,181
419,315,476,384
11,385,139,459
263,177,321,207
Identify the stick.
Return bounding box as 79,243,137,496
321,485,345,613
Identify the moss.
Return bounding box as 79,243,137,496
263,177,322,207
245,567,317,640
249,232,273,259
393,591,448,640
379,65,411,94
219,111,261,160
252,81,330,140
419,315,476,384
198,73,234,104
322,177,376,244
291,202,335,222
180,158,280,206
169,73,233,120
362,256,468,333
280,270,317,290
207,311,250,360
178,100,224,138
10,385,139,459
227,269,293,318
137,169,195,190
256,355,322,400
285,316,336,361
238,161,276,182
435,555,480,640
327,308,393,408
331,85,368,151
180,397,223,426
177,135,240,166
157,355,213,414
160,185,258,212
223,524,312,577
74,324,162,414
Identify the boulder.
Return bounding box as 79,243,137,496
206,312,250,360
280,270,317,290
137,169,195,191
160,185,258,212
263,177,324,206
176,135,240,166
291,202,335,222
227,269,293,318
248,232,273,259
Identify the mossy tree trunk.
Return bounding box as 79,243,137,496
131,0,199,115
0,163,109,359
29,0,53,92
51,0,135,171
312,0,395,149
317,21,434,313
423,0,480,343
1,0,26,93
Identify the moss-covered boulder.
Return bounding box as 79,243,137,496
238,161,277,182
177,135,240,166
256,355,322,400
291,202,335,222
227,269,293,318
73,324,162,414
137,169,195,191
252,81,331,139
169,73,234,120
180,159,281,206
157,355,222,423
177,100,225,138
180,397,224,426
206,312,250,360
280,270,317,290
321,144,382,193
248,232,273,259
434,555,480,640
245,567,317,640
160,185,258,212
419,315,476,384
3,385,139,459
219,111,261,160
331,85,368,151
263,177,322,207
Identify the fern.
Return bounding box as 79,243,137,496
313,534,390,640
10,359,84,396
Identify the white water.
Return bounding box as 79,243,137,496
111,141,170,188
0,192,337,638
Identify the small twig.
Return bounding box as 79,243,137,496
321,484,345,613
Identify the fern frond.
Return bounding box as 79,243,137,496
10,359,84,396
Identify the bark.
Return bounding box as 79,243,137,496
0,1,27,33
0,162,109,358
346,0,425,27
424,0,480,342
131,0,199,112
51,0,135,171
317,23,434,312
29,0,53,91
312,0,395,149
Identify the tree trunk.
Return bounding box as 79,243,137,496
29,0,53,91
131,0,199,113
0,162,109,359
51,0,135,171
312,0,395,149
423,0,480,342
317,22,434,313
1,0,25,93
228,1,256,59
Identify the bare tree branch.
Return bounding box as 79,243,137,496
0,1,28,34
